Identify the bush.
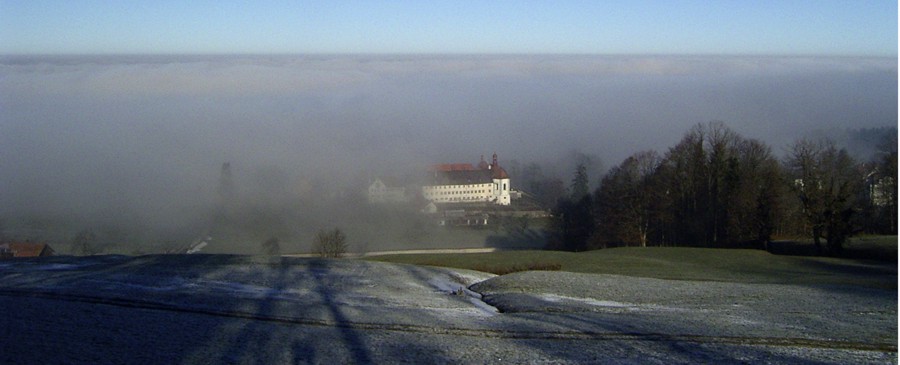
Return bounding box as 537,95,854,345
72,229,100,256
314,228,347,258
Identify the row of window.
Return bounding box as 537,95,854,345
431,196,489,202
424,184,491,190
426,190,489,196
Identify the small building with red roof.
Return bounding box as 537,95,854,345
0,242,55,259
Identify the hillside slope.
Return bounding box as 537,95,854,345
0,255,895,364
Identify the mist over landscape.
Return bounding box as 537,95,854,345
1,1,897,362
1,54,896,253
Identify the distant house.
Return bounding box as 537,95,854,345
422,202,438,214
0,242,55,258
870,177,895,207
864,168,895,207
367,177,410,204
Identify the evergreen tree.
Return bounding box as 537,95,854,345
547,195,594,251
570,163,590,201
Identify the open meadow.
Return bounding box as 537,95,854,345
368,240,898,290
0,242,895,364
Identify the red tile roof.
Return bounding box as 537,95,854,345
491,165,509,179
429,169,494,185
428,154,510,183
1,242,54,257
429,163,476,172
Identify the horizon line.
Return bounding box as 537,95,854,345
1,52,896,59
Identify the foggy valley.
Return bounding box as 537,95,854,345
0,55,896,255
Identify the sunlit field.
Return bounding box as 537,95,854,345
368,239,897,289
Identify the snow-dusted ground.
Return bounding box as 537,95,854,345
0,255,895,364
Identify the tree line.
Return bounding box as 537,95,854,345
548,122,897,256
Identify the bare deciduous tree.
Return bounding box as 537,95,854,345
785,138,861,255
314,228,347,258
72,229,100,256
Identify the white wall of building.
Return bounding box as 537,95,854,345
368,179,408,203
422,179,511,206
422,183,494,203
493,178,511,205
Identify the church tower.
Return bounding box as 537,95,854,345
217,162,235,203
490,153,511,205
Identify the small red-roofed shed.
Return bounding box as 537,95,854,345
0,242,55,258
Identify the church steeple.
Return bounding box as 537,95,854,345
218,162,234,201
478,155,489,170
490,153,509,179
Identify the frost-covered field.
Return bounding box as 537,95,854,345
0,255,895,364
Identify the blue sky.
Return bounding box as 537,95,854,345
0,1,896,55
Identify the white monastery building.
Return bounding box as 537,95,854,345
422,153,511,206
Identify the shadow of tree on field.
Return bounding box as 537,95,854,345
4,254,893,364
307,259,373,363
171,256,376,363
789,258,898,291
484,229,548,250
768,240,899,263
211,257,296,363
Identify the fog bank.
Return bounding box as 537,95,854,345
1,55,895,252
